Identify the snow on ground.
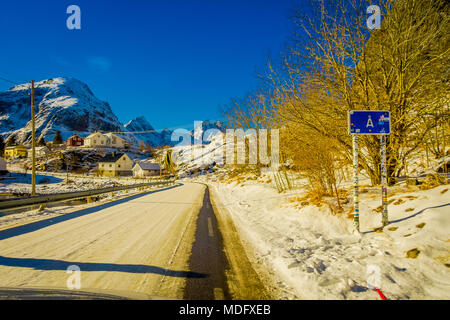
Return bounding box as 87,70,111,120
197,174,449,300
0,171,161,195
0,182,171,231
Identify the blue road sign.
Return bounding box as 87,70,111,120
348,110,391,135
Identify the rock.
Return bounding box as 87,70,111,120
406,248,420,258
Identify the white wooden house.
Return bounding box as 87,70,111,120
84,132,126,149
104,133,126,149
97,152,133,177
133,162,161,178
84,132,107,148
27,146,49,158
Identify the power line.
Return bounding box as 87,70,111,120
0,74,51,90
0,75,21,86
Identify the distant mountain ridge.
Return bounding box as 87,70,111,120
124,116,173,147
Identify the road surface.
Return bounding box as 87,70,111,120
0,182,221,299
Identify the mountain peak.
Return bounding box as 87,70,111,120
124,116,155,132
0,77,121,143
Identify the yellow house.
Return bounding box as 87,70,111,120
97,152,133,177
4,145,29,158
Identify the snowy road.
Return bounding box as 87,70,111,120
0,182,208,299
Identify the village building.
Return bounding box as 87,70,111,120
84,132,126,149
104,133,126,149
27,146,49,158
97,152,133,177
84,132,107,148
0,157,7,175
4,145,28,158
132,162,161,178
66,134,84,147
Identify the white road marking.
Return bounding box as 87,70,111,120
208,217,214,237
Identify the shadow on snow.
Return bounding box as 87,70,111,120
0,255,207,278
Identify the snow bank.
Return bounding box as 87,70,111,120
206,176,449,300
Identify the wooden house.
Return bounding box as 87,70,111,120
97,152,133,177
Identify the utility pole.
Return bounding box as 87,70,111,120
31,80,36,196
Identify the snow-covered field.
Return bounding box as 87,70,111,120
0,171,161,195
196,174,449,300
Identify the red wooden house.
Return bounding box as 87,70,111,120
66,134,84,147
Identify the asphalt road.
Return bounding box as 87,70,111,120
184,186,231,300
0,182,221,299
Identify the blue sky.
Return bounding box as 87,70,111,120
0,0,296,130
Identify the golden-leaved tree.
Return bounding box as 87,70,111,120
269,0,449,185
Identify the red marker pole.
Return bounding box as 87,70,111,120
375,288,388,300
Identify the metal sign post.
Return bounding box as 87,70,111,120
349,110,391,232
352,134,360,232
380,135,388,226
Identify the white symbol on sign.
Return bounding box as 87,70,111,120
366,115,374,128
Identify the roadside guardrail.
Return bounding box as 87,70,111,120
0,179,176,211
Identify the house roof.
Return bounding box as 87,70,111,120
135,162,160,171
104,133,124,139
85,132,104,139
6,145,27,150
68,134,83,139
98,152,127,163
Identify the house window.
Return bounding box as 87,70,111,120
94,140,97,144
109,164,112,167
118,164,121,168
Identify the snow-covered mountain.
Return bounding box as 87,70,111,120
124,116,173,147
192,120,225,142
0,77,122,143
124,118,225,148
0,77,173,147
169,120,228,176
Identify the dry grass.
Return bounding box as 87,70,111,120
406,248,420,258
416,222,426,229
393,198,406,205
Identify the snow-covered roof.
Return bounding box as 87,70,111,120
5,144,28,150
104,132,124,139
85,132,104,139
134,162,160,171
